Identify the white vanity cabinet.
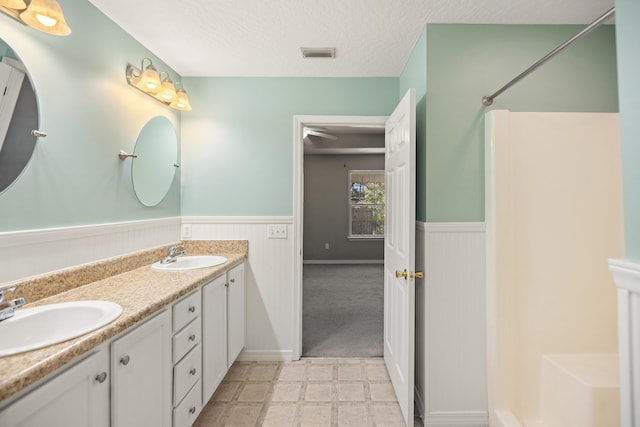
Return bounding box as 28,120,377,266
202,263,245,404
172,290,203,427
0,259,246,427
0,349,110,427
202,274,228,403
111,309,172,427
227,263,245,368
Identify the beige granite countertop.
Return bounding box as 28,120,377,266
0,240,248,404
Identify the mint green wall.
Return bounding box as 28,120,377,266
399,28,427,221
0,0,181,232
615,0,640,262
425,24,618,222
180,77,398,216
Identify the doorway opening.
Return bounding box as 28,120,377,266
293,115,388,360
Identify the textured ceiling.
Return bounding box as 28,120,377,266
87,0,615,77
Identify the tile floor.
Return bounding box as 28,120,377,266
193,358,421,426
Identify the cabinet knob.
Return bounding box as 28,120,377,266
188,306,196,313
189,406,196,415
95,372,108,383
190,368,197,376
120,355,130,365
189,334,196,341
230,278,235,283
225,283,229,288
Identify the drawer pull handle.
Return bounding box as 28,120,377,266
189,406,196,415
190,368,197,376
120,355,130,365
95,372,107,383
189,334,196,341
188,306,196,313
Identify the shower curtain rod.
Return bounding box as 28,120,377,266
481,7,616,106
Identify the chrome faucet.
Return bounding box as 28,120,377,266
160,244,187,264
0,285,26,322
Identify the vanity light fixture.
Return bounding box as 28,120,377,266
0,0,71,36
126,58,191,111
127,58,161,94
154,72,177,103
169,83,192,111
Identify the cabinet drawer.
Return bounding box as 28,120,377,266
173,380,202,427
173,318,201,363
173,290,201,333
174,344,201,406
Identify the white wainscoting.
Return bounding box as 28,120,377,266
416,222,489,427
609,258,640,427
182,216,295,361
0,217,181,283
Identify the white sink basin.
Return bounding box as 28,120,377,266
151,255,228,271
0,300,123,357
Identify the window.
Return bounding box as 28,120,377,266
349,170,385,239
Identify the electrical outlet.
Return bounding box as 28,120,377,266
182,224,192,239
324,243,330,250
267,224,287,239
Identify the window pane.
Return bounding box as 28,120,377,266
349,170,384,237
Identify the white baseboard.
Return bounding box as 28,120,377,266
303,259,383,265
423,412,490,427
236,350,293,362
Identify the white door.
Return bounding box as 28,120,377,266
384,88,416,426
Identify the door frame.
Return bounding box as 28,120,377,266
292,114,388,360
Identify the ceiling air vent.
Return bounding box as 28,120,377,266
301,47,336,59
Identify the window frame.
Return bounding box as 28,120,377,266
348,169,385,240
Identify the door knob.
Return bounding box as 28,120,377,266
396,269,408,280
410,271,424,282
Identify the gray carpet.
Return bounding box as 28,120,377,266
302,264,384,357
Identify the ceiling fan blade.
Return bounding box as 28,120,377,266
306,129,338,140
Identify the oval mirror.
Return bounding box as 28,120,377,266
131,116,178,206
0,38,39,194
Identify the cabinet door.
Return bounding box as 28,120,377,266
0,350,109,427
227,263,245,368
202,274,227,403
111,309,172,427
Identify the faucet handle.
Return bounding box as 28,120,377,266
0,285,17,303
9,297,25,309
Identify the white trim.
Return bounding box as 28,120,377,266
609,258,640,293
236,350,293,362
305,147,385,155
0,217,181,248
303,259,384,265
293,114,388,361
422,222,486,233
609,258,640,427
422,412,490,427
181,216,293,225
